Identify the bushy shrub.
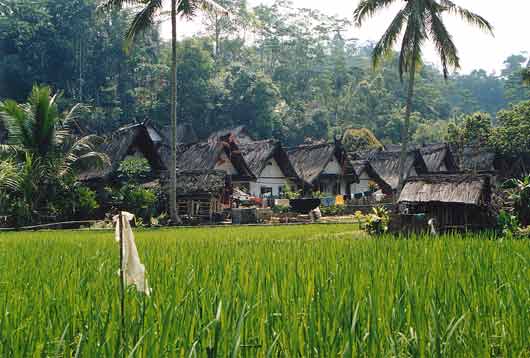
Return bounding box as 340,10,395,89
109,184,157,223
320,205,346,216
281,184,301,200
505,176,530,226
497,210,529,239
117,157,152,183
365,206,390,235
272,205,290,214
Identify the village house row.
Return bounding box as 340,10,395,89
77,122,529,227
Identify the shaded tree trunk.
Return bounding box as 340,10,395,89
169,0,182,224
397,46,418,195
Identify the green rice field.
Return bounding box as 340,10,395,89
0,225,529,356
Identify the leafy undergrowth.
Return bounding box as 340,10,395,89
0,225,528,356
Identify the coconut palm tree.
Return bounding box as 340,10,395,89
100,0,228,225
353,0,493,192
0,85,108,175
0,85,109,223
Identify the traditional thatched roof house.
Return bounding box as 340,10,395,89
173,169,230,222
359,149,428,192
238,140,300,197
207,125,255,145
287,143,358,196
349,159,393,196
495,153,530,179
137,122,198,148
160,140,255,183
384,143,458,173
398,174,495,230
78,123,165,182
451,145,530,180
419,144,458,173
451,145,496,173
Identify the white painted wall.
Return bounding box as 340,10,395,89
350,171,371,195
214,152,238,175
249,158,290,197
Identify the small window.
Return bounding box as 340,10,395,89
260,187,273,197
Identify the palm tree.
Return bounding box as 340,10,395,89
100,0,228,225
0,85,108,174
353,0,493,192
0,85,109,223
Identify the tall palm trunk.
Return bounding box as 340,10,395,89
169,0,181,224
397,46,418,195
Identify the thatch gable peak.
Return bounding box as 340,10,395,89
78,123,165,181
238,139,299,180
287,142,357,185
398,173,492,206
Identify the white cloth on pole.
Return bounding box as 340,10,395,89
113,211,151,295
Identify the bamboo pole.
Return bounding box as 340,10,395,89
118,211,126,355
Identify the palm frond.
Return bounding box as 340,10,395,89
0,99,25,146
58,134,110,176
439,0,494,35
124,0,163,53
372,7,408,69
28,85,58,157
194,0,229,16
0,159,19,192
97,0,144,12
353,0,397,26
427,8,460,78
398,4,426,81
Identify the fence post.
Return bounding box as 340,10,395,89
118,211,126,356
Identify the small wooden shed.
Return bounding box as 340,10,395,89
173,170,231,222
398,174,495,231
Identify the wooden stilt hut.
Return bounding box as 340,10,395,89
398,174,495,231
173,170,231,222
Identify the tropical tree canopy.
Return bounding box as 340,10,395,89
353,0,493,79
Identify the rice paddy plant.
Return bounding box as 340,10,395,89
0,225,528,356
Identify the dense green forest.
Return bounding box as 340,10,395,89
1,0,529,145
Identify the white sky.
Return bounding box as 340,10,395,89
161,0,530,74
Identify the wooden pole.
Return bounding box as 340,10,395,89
118,211,126,355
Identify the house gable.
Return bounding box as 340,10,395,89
215,151,238,175
322,155,342,175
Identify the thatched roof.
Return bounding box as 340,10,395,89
398,174,491,206
238,140,298,179
451,145,496,172
78,123,165,181
450,145,530,179
419,144,458,173
207,125,254,144
160,141,255,181
287,143,357,185
384,143,458,173
139,122,197,146
359,149,428,190
349,158,393,194
174,170,227,196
